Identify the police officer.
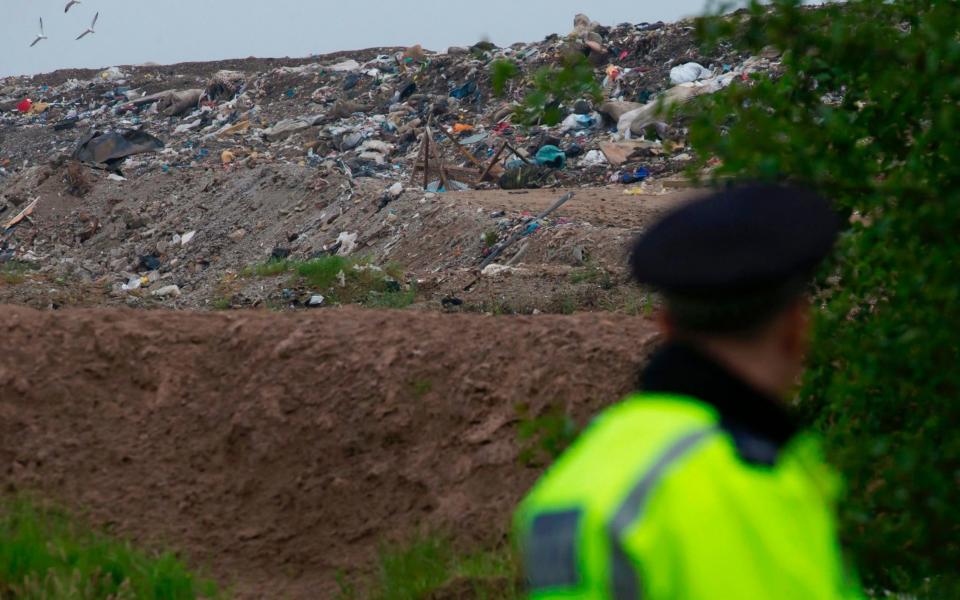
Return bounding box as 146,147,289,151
515,184,864,599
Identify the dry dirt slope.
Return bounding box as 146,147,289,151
0,305,659,597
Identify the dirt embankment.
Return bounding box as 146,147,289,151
0,305,659,598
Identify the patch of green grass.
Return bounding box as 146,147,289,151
337,535,518,600
0,260,37,285
242,259,293,278
482,231,500,249
211,297,232,310
642,294,654,317
296,256,350,288
409,378,433,399
558,295,577,315
615,292,655,317
515,403,580,467
569,264,614,289
365,288,416,309
0,497,221,599
244,255,416,309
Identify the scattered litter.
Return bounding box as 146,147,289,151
670,62,713,84
139,255,161,271
152,285,181,298
121,276,141,291
3,197,39,230
73,130,164,167
481,264,523,277
600,141,658,166
0,12,780,308
580,150,608,167
328,59,361,72
620,167,650,184
336,232,358,256
535,145,566,169
459,132,489,145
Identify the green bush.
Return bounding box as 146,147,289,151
493,53,602,126
0,497,221,599
490,59,520,97
688,0,959,593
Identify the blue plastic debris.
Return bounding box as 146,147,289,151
535,145,566,169
450,81,478,99
620,167,650,184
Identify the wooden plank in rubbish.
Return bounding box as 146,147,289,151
422,125,431,190
439,126,484,169
436,133,450,191
421,115,437,190
414,163,478,179
599,141,659,166
503,141,533,165
3,197,39,230
480,141,508,181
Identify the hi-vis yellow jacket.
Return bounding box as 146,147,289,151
515,393,865,600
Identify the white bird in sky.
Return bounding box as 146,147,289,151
29,18,47,47
64,0,81,13
75,12,98,40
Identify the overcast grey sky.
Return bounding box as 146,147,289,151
1,1,716,77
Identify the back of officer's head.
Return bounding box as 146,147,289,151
629,184,838,391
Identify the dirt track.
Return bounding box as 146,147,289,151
0,305,659,597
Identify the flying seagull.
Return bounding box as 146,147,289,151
30,18,47,47
64,0,81,13
75,12,98,40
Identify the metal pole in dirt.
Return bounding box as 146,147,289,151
478,191,575,270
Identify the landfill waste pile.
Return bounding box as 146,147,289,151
0,14,777,313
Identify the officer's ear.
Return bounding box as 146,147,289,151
656,310,676,339
779,297,812,358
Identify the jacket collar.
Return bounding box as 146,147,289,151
640,342,800,460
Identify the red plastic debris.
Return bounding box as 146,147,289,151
16,98,33,113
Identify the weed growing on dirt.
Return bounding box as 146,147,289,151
569,264,614,289
515,404,580,467
243,259,292,278
0,497,221,599
408,378,433,400
482,231,500,249
211,297,232,310
0,261,37,285
296,256,350,288
336,535,519,600
65,161,92,197
365,287,416,309
244,256,415,309
558,296,577,315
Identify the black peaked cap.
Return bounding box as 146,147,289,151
630,184,839,294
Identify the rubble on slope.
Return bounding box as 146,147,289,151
0,14,774,310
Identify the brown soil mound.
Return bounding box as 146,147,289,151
0,306,658,597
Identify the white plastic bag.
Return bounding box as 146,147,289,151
669,62,712,84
